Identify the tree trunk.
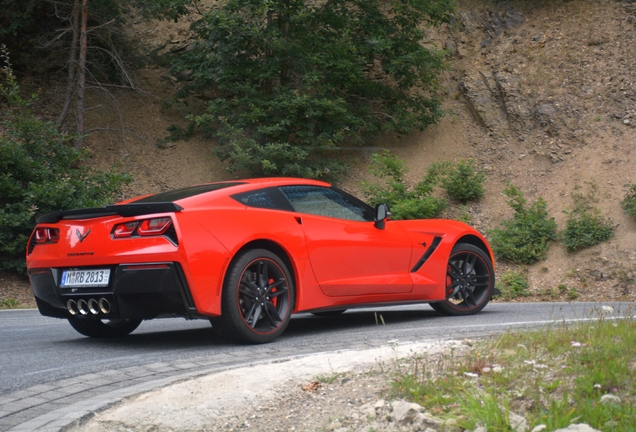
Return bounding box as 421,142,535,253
75,0,88,145
56,0,81,128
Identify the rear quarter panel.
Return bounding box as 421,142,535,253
179,200,322,315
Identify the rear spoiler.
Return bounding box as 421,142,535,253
36,203,184,224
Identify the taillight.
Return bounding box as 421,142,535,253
35,229,48,244
112,217,177,244
29,227,60,254
34,228,60,244
137,217,172,236
113,221,140,238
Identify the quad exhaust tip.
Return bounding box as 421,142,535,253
98,298,111,314
66,299,78,315
88,298,99,315
66,298,112,316
77,299,88,315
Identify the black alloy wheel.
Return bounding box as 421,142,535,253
218,249,294,344
431,243,494,316
67,317,142,338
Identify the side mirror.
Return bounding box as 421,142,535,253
374,203,390,230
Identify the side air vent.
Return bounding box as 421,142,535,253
410,236,442,273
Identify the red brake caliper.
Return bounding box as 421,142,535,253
445,265,454,297
269,278,277,306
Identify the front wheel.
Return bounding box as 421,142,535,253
431,243,494,316
67,317,142,338
218,249,294,344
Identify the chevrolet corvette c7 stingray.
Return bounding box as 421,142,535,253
27,178,496,343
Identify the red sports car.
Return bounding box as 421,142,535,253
26,178,496,343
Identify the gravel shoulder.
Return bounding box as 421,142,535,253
72,340,466,432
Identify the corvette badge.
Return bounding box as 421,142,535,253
76,228,91,243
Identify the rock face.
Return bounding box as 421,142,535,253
460,71,509,130
451,0,636,175
460,70,531,133
456,8,529,135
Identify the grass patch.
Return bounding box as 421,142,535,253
621,184,636,219
496,270,530,300
314,372,346,384
1,298,20,309
389,307,636,431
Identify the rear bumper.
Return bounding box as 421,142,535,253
29,263,199,320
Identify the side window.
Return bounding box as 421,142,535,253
231,188,294,211
279,186,374,222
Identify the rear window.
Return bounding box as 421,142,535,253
231,187,294,211
133,182,245,203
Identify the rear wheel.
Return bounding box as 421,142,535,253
218,249,294,344
431,243,494,316
67,317,142,338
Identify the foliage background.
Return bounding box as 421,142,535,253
0,58,130,273
171,0,453,178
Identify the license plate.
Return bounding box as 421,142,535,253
61,269,110,288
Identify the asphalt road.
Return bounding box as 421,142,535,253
0,301,633,431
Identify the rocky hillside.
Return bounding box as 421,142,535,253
2,0,636,306
439,0,636,300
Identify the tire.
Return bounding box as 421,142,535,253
68,317,142,338
430,243,494,316
219,249,294,344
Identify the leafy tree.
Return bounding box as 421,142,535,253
0,51,131,273
0,0,40,38
0,0,198,136
172,0,453,178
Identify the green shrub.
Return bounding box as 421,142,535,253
496,270,530,300
360,150,448,220
621,183,636,218
562,210,614,252
561,185,615,253
1,298,20,308
441,159,486,203
488,183,557,264
0,53,131,273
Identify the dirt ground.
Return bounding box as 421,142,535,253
2,0,636,309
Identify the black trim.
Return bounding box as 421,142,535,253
36,203,184,224
302,299,431,315
30,262,195,320
410,236,442,273
27,233,37,255
175,263,198,314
